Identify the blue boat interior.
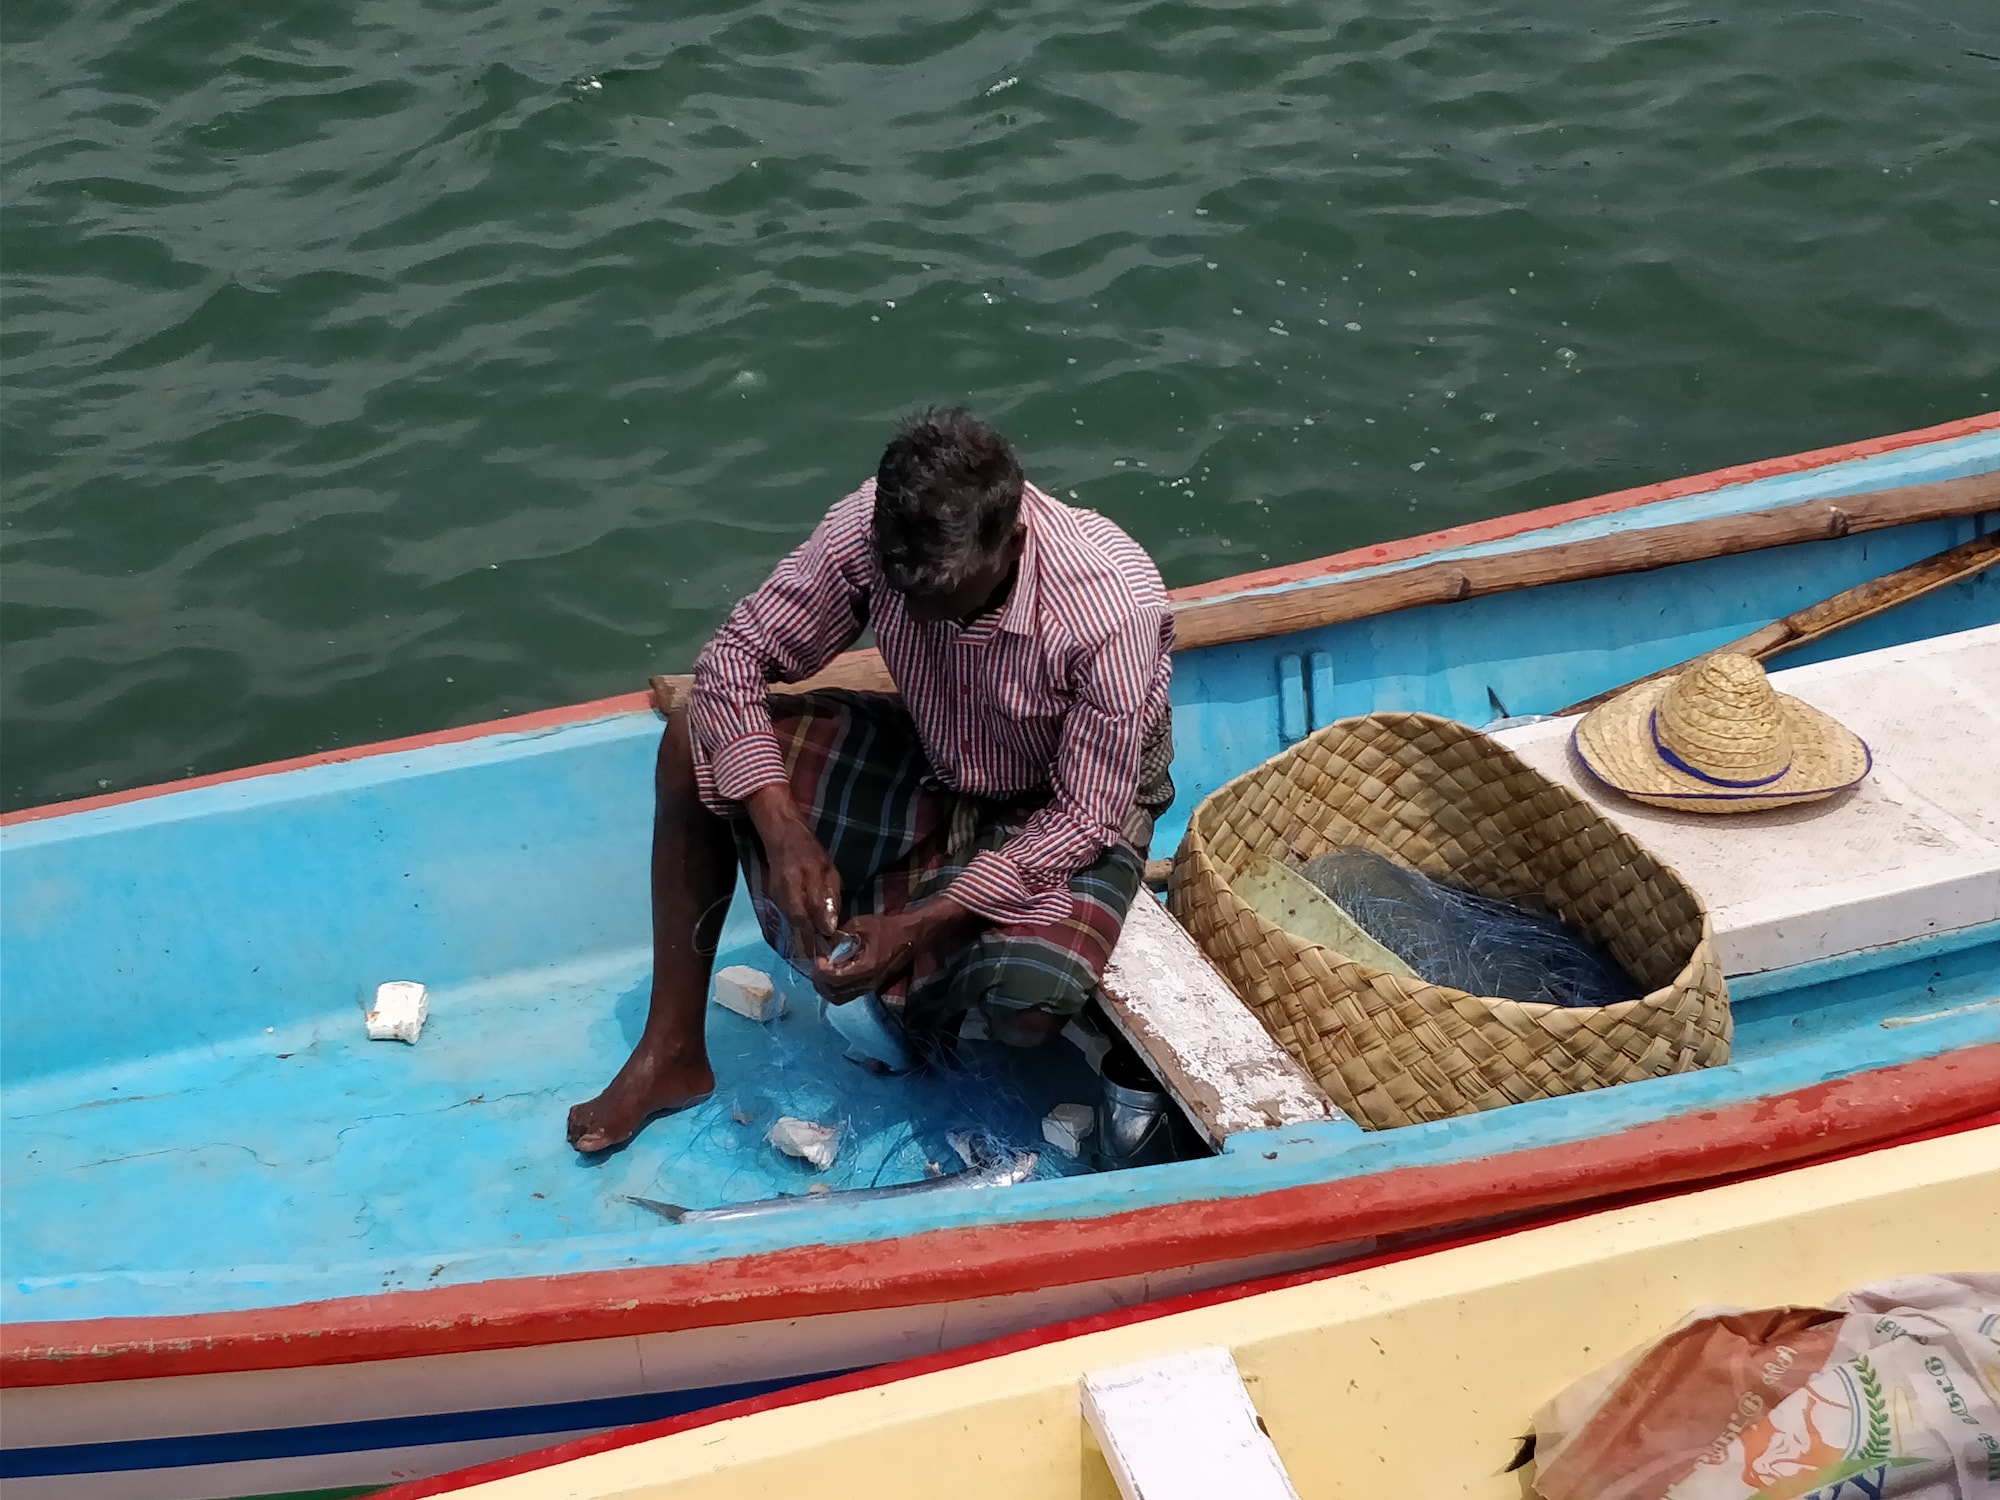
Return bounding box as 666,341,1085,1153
4,429,1997,1327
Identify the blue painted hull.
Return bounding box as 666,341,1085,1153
3,419,1996,1499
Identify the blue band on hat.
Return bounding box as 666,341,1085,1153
1648,709,1792,789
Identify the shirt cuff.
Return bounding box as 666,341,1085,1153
704,730,791,807
948,849,1075,928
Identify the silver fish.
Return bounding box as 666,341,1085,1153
628,1130,1037,1225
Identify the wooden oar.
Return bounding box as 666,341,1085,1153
1558,529,1999,716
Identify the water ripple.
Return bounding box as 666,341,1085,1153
3,0,1996,807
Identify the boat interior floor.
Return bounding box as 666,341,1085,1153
4,910,1993,1325
1,920,1108,1312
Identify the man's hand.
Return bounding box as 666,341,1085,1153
815,896,985,1004
745,785,841,955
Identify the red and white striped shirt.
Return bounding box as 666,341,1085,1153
689,481,1174,926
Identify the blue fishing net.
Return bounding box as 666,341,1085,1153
697,894,1115,1191
1296,847,1635,1009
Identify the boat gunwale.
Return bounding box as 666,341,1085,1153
5,409,1994,829
5,1041,1996,1389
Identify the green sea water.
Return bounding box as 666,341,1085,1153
3,0,1996,811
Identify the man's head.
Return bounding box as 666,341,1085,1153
872,408,1026,623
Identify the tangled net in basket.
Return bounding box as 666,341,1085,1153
1296,847,1636,1009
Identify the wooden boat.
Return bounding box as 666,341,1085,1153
3,413,1997,1500
386,1120,2000,1500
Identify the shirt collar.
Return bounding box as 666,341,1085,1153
995,484,1049,637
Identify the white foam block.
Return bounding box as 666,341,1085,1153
1081,1346,1301,1500
1042,1102,1097,1157
712,965,784,1022
365,981,428,1044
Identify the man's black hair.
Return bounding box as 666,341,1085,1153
871,407,1025,597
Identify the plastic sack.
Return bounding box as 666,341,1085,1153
1531,1274,2000,1500
1297,846,1635,1008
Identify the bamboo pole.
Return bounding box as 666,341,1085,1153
649,470,1997,718
1558,529,2000,715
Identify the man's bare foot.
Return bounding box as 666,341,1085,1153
567,1039,715,1154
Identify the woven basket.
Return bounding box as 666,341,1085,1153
1168,712,1730,1129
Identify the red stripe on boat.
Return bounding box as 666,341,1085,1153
6,1043,1996,1388
1166,408,2000,603
373,1099,2000,1499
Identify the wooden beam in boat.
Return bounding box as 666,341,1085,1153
651,651,894,714
1559,529,2000,714
648,471,1996,716
1096,895,1343,1146
1169,471,1998,651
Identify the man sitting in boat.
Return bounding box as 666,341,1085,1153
568,408,1176,1152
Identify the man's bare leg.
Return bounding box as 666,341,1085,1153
566,713,733,1153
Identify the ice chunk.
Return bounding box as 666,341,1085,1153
712,965,784,1022
1042,1102,1096,1158
366,981,428,1043
767,1116,840,1170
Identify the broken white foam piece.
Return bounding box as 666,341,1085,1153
767,1116,840,1170
1042,1102,1097,1157
712,965,784,1022
366,981,428,1044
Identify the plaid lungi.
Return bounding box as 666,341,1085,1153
729,690,1173,1032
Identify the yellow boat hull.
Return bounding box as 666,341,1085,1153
430,1124,2000,1500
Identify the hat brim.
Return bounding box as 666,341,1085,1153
1572,676,1872,814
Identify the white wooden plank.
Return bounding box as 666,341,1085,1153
1081,1345,1301,1500
1099,894,1343,1146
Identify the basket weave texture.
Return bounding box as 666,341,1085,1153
1168,712,1730,1129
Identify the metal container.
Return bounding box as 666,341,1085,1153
1097,1052,1170,1167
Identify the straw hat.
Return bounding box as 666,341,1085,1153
1572,653,1870,813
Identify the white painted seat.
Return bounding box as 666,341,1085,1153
1493,623,2000,977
